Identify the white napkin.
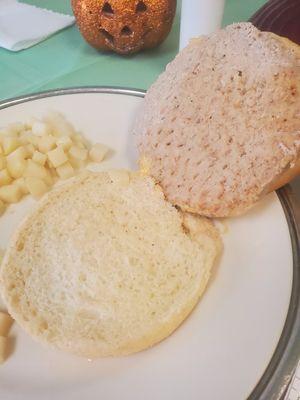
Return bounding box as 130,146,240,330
179,0,225,49
0,0,75,51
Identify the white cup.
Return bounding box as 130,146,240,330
179,0,226,49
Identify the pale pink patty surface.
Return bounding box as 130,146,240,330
134,23,300,217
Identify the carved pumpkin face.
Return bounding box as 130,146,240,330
71,0,177,54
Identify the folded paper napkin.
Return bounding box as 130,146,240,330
0,0,75,51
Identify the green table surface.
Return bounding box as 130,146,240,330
0,0,266,101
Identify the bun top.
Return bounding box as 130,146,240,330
135,23,300,217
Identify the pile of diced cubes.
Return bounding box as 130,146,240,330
0,112,109,215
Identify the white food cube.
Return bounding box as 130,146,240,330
0,200,6,216
48,167,58,177
25,144,35,157
56,136,73,150
7,158,26,179
68,155,85,169
21,132,39,148
23,160,48,180
25,177,48,198
7,146,29,162
0,336,9,364
0,184,23,203
14,177,29,195
46,158,54,169
69,145,88,161
0,169,12,186
31,121,51,136
47,147,68,168
0,156,6,170
32,151,47,166
76,141,85,150
37,135,56,153
2,137,20,155
43,111,75,137
73,133,90,149
0,312,13,336
56,162,74,179
44,172,54,187
19,130,30,144
89,143,109,163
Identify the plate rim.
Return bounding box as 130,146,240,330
0,86,299,400
0,86,146,110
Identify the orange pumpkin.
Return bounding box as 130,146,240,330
71,0,177,54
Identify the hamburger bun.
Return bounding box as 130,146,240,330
134,23,300,217
0,171,221,358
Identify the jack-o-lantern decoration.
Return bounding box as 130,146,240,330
71,0,177,54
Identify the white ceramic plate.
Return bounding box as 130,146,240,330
0,88,298,400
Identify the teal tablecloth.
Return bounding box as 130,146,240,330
0,0,266,101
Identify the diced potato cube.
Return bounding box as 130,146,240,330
68,155,85,170
74,141,85,150
23,160,53,186
6,147,28,179
0,312,13,336
25,177,48,199
7,158,26,179
89,143,109,163
108,169,130,185
69,145,88,161
20,131,39,147
6,146,28,162
19,130,28,142
73,133,83,143
25,144,35,157
0,156,6,170
0,144,3,155
44,172,54,187
14,177,29,195
32,151,47,166
0,184,23,203
0,336,9,364
56,162,74,180
46,158,54,169
0,169,12,186
37,135,56,153
31,121,51,136
48,167,58,178
73,133,90,149
43,111,75,137
56,136,73,150
23,160,48,180
2,137,20,156
0,200,6,216
47,147,68,168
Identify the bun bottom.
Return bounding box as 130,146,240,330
266,158,300,193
